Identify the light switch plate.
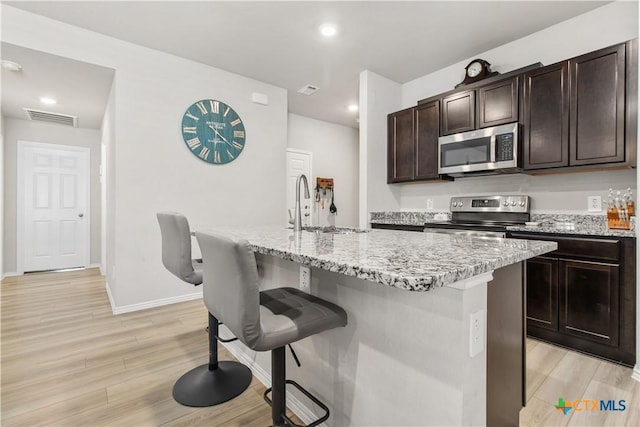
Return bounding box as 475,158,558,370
588,196,602,212
426,199,434,210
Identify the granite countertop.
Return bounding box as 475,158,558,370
505,223,636,237
506,213,636,238
370,212,637,238
196,226,556,292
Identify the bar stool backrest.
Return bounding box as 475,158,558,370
196,231,262,349
157,212,201,285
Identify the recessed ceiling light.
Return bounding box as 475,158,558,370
319,23,338,37
1,60,22,72
347,104,358,112
40,97,57,105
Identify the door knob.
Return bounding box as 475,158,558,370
78,213,84,218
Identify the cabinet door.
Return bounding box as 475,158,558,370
387,108,414,183
415,101,440,180
441,90,475,135
477,77,518,128
522,62,570,170
526,256,559,331
559,260,619,347
569,43,626,166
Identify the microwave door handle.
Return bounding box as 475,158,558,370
490,135,496,163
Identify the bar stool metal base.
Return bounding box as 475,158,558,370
172,361,252,407
263,346,329,427
173,313,252,407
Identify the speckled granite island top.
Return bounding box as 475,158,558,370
197,226,557,291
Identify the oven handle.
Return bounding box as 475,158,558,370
490,134,496,163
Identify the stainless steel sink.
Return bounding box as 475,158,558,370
302,226,369,234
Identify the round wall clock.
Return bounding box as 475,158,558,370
181,99,246,164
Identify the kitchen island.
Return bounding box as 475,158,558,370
198,226,556,426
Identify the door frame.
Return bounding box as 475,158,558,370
17,140,91,274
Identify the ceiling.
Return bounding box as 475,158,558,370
3,1,610,129
1,42,115,129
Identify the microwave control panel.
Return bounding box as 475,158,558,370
495,133,514,161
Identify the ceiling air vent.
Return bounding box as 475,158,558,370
24,108,78,127
297,84,319,96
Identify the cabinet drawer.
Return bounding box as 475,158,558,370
509,233,620,262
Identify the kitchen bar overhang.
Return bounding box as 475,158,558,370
195,226,556,426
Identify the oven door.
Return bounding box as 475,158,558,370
438,134,494,175
424,228,506,238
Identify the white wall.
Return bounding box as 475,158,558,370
287,114,359,227
359,70,402,227
2,5,288,309
362,1,638,215
3,118,102,273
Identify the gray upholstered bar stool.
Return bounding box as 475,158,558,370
157,212,252,407
196,230,348,427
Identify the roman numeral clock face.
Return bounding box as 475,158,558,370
181,99,246,164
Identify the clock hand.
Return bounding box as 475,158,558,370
208,125,232,146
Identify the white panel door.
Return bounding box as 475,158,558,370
19,142,90,272
285,149,312,227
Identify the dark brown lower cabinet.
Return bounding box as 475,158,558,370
560,260,619,347
509,232,635,366
526,256,559,331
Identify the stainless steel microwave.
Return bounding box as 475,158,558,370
438,122,520,177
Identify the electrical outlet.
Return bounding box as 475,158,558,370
299,266,311,291
469,310,485,358
426,199,434,210
588,196,602,212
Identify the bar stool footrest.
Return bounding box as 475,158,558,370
263,380,329,427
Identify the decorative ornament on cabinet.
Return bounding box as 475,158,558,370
181,99,246,164
456,59,499,87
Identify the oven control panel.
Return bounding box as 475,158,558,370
450,195,529,213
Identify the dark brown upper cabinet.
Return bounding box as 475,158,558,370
415,101,441,180
388,101,445,183
522,62,570,169
570,43,625,166
477,77,519,128
441,77,519,136
387,107,415,183
524,40,637,172
441,90,475,135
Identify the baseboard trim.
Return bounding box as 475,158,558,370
3,264,101,280
632,364,640,382
2,271,22,279
220,338,323,427
108,287,203,315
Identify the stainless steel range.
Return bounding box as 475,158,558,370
424,195,530,237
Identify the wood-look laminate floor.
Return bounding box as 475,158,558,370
1,268,638,426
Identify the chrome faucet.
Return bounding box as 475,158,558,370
294,174,310,232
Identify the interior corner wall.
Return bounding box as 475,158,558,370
1,114,5,279
100,78,116,280
3,118,102,274
392,1,638,213
358,70,402,228
1,5,288,309
286,113,359,227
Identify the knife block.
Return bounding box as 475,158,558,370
607,202,634,230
